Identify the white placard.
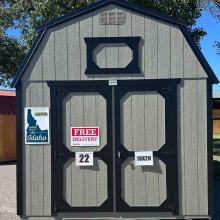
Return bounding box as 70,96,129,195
135,151,154,166
109,80,117,86
75,152,94,166
24,107,50,145
71,127,99,147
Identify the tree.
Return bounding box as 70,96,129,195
131,0,206,44
0,0,205,86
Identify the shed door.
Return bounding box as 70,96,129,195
115,81,178,214
49,80,179,215
50,82,113,213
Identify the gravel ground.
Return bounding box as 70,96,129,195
0,164,219,220
0,164,20,220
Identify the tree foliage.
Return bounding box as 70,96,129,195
131,0,206,43
0,0,206,86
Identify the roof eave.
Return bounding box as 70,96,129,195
11,29,46,88
180,26,219,85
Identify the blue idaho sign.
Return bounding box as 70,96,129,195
25,107,50,144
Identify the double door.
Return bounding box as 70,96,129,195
48,79,179,215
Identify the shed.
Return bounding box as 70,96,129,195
12,0,219,219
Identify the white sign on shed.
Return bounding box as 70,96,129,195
71,127,100,146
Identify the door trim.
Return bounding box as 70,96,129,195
114,79,180,214
48,80,114,214
48,79,180,215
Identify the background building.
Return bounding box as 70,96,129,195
0,90,16,163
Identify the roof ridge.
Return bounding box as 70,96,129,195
37,0,186,31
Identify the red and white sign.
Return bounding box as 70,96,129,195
71,127,100,146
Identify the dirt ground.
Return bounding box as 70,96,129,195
0,164,20,220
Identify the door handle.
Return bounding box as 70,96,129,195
117,151,121,159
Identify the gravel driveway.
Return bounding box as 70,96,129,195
0,164,20,220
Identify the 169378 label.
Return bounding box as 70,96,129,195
134,151,154,166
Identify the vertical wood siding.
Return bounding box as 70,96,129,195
20,4,209,218
178,79,208,215
22,82,51,216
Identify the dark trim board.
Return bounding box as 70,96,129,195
207,79,213,216
16,82,23,216
116,79,181,86
85,37,141,74
213,98,220,109
50,85,57,215
11,0,218,87
48,79,181,87
0,160,16,165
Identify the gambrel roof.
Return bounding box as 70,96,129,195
11,0,219,87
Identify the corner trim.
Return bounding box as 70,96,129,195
16,82,23,216
207,79,213,216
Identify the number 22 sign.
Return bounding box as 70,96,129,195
75,152,94,166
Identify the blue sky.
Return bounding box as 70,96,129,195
3,8,220,91
196,11,220,90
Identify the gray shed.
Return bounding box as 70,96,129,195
12,0,219,219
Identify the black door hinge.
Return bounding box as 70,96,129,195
54,152,64,159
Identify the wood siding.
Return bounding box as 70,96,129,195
178,79,208,215
20,3,209,219
21,5,207,82
22,82,51,216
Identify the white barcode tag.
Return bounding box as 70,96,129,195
109,80,117,86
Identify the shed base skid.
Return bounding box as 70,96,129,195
20,217,211,220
